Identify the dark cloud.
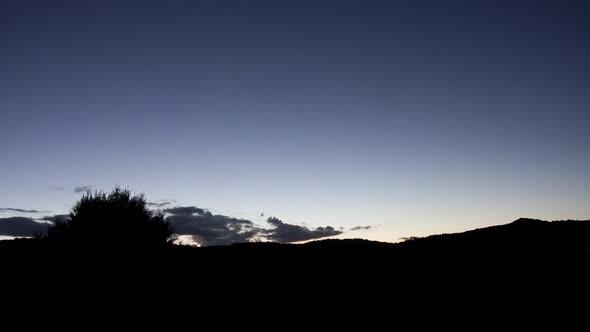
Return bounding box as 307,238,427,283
166,207,260,246
0,208,48,213
165,207,342,246
147,201,172,208
74,185,92,193
164,206,207,215
265,217,342,243
0,217,51,237
350,226,372,231
39,215,70,223
2,203,344,244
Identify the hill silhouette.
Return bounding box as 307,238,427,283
2,217,589,309
2,217,589,265
396,218,590,257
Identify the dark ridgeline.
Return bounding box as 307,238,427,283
1,228,588,313
2,215,589,272
1,188,589,305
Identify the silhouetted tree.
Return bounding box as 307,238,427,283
47,187,174,247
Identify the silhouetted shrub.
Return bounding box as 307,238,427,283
47,187,174,247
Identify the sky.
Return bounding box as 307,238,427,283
1,0,589,244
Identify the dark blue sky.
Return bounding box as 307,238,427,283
1,0,589,241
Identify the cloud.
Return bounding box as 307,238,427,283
164,206,342,246
0,208,49,213
265,217,342,243
1,202,345,244
164,206,261,245
0,217,51,237
74,185,92,193
147,201,173,208
164,206,207,215
166,207,261,246
350,225,372,231
39,215,70,223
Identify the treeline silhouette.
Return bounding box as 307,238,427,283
46,187,174,247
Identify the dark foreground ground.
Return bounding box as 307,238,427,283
2,218,590,312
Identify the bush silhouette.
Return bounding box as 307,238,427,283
47,187,174,247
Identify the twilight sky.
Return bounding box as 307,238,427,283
1,0,589,243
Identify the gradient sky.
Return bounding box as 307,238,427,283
1,0,589,242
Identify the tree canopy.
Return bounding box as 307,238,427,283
48,187,174,247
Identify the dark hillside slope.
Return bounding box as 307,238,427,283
396,218,590,258
1,218,589,294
